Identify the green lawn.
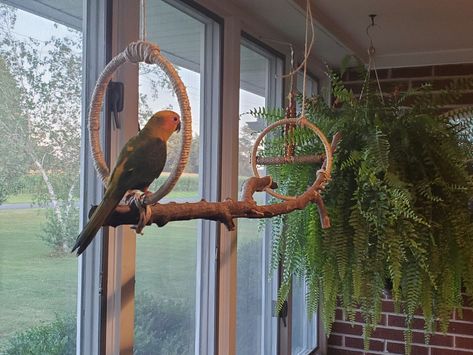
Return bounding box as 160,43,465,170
0,197,264,351
4,193,35,204
0,208,77,350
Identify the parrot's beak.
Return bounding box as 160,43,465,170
176,121,181,133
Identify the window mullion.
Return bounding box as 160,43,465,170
77,0,109,354
104,0,140,353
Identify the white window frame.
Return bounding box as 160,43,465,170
76,1,327,354
77,0,110,353
80,0,222,354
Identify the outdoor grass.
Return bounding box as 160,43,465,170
4,193,35,204
0,195,265,350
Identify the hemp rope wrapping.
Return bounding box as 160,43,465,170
88,40,192,204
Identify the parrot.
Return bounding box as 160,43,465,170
72,110,181,255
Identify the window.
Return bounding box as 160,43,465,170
237,37,283,355
0,1,83,353
292,70,319,355
0,1,324,353
135,1,220,354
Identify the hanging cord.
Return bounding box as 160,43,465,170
282,0,315,84
140,0,147,41
359,14,384,103
299,0,313,118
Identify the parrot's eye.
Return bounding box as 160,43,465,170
173,117,179,122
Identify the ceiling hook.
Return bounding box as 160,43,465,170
365,14,378,56
369,14,377,27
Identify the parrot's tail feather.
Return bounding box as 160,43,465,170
72,194,122,255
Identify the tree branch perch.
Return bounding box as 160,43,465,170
89,133,341,232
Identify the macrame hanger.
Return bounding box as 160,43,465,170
360,14,384,103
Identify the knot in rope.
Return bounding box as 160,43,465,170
130,191,152,234
124,41,161,64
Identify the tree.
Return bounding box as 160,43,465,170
0,57,29,203
0,4,81,253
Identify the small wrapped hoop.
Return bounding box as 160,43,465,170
88,41,192,203
251,117,333,201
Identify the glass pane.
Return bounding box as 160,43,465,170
135,1,204,353
0,2,82,354
291,277,317,354
292,72,318,354
237,44,269,355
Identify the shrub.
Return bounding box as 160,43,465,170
2,314,76,355
134,292,194,355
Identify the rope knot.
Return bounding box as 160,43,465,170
124,41,161,64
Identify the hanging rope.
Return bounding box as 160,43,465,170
88,40,192,203
359,14,384,103
299,0,313,118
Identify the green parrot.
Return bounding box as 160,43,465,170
72,110,181,255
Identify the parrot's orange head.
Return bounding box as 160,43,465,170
144,110,181,141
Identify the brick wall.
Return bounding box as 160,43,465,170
327,63,473,355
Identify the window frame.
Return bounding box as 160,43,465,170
76,1,327,354
88,0,222,353
77,0,111,353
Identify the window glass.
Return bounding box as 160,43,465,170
135,1,214,353
237,42,280,355
292,71,319,354
0,1,83,353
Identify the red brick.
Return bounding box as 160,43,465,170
457,92,473,105
386,342,404,354
344,336,364,349
332,322,363,336
456,335,473,349
372,69,390,80
411,78,456,90
391,66,434,78
344,82,363,94
382,300,395,313
388,315,424,329
328,334,343,346
446,321,473,335
387,342,429,355
345,336,384,351
462,294,473,307
412,331,454,347
379,80,409,93
335,308,344,320
371,327,405,341
327,347,363,355
431,348,473,355
434,63,473,76
352,311,386,325
455,308,473,321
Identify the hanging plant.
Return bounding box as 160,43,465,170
252,70,473,354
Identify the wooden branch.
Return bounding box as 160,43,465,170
89,133,341,232
256,154,323,165
90,173,328,231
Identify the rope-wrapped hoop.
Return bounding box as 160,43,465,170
88,41,192,204
251,117,333,201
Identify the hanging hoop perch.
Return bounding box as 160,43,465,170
88,40,192,203
251,117,333,201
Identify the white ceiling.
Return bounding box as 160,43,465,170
6,0,473,69
236,0,473,69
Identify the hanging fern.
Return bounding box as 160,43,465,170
253,70,473,354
